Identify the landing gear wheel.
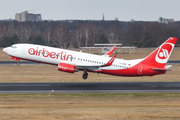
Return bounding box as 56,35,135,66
17,62,20,66
82,72,88,79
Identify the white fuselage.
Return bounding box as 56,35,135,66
4,44,142,73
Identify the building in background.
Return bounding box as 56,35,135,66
15,13,21,21
15,11,41,22
159,17,174,24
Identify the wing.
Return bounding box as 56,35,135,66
75,55,117,67
58,53,116,72
74,55,117,72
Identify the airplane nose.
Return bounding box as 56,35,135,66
3,47,8,53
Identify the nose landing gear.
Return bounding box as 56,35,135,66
82,71,88,79
17,61,20,66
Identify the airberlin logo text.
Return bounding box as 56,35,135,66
28,47,73,61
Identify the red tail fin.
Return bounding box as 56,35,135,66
140,37,177,68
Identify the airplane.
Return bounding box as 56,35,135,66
3,37,177,79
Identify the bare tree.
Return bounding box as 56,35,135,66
104,25,118,43
0,23,9,39
123,23,145,45
7,21,16,37
82,24,92,47
80,24,99,47
16,24,35,42
147,23,167,46
72,25,83,47
43,25,52,46
90,24,99,45
51,25,69,47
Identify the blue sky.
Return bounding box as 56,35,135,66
1,0,180,21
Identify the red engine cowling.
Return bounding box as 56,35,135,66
58,63,78,73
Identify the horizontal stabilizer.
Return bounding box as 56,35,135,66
152,68,172,71
165,65,172,69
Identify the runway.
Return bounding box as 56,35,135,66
0,60,180,65
0,61,180,93
0,82,180,93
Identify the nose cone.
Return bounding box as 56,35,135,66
3,47,9,53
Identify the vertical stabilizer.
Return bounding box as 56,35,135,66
140,37,177,68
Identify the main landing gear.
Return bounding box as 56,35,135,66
17,62,20,66
82,71,88,79
17,60,20,66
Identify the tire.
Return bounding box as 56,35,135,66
82,72,88,79
17,62,20,66
82,74,87,79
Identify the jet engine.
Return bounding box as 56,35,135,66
58,63,79,73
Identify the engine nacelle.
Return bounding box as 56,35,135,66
58,63,78,73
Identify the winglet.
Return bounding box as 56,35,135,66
104,55,117,66
104,45,117,56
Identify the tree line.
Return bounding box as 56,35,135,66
0,20,180,48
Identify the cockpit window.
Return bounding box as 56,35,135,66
11,45,17,48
